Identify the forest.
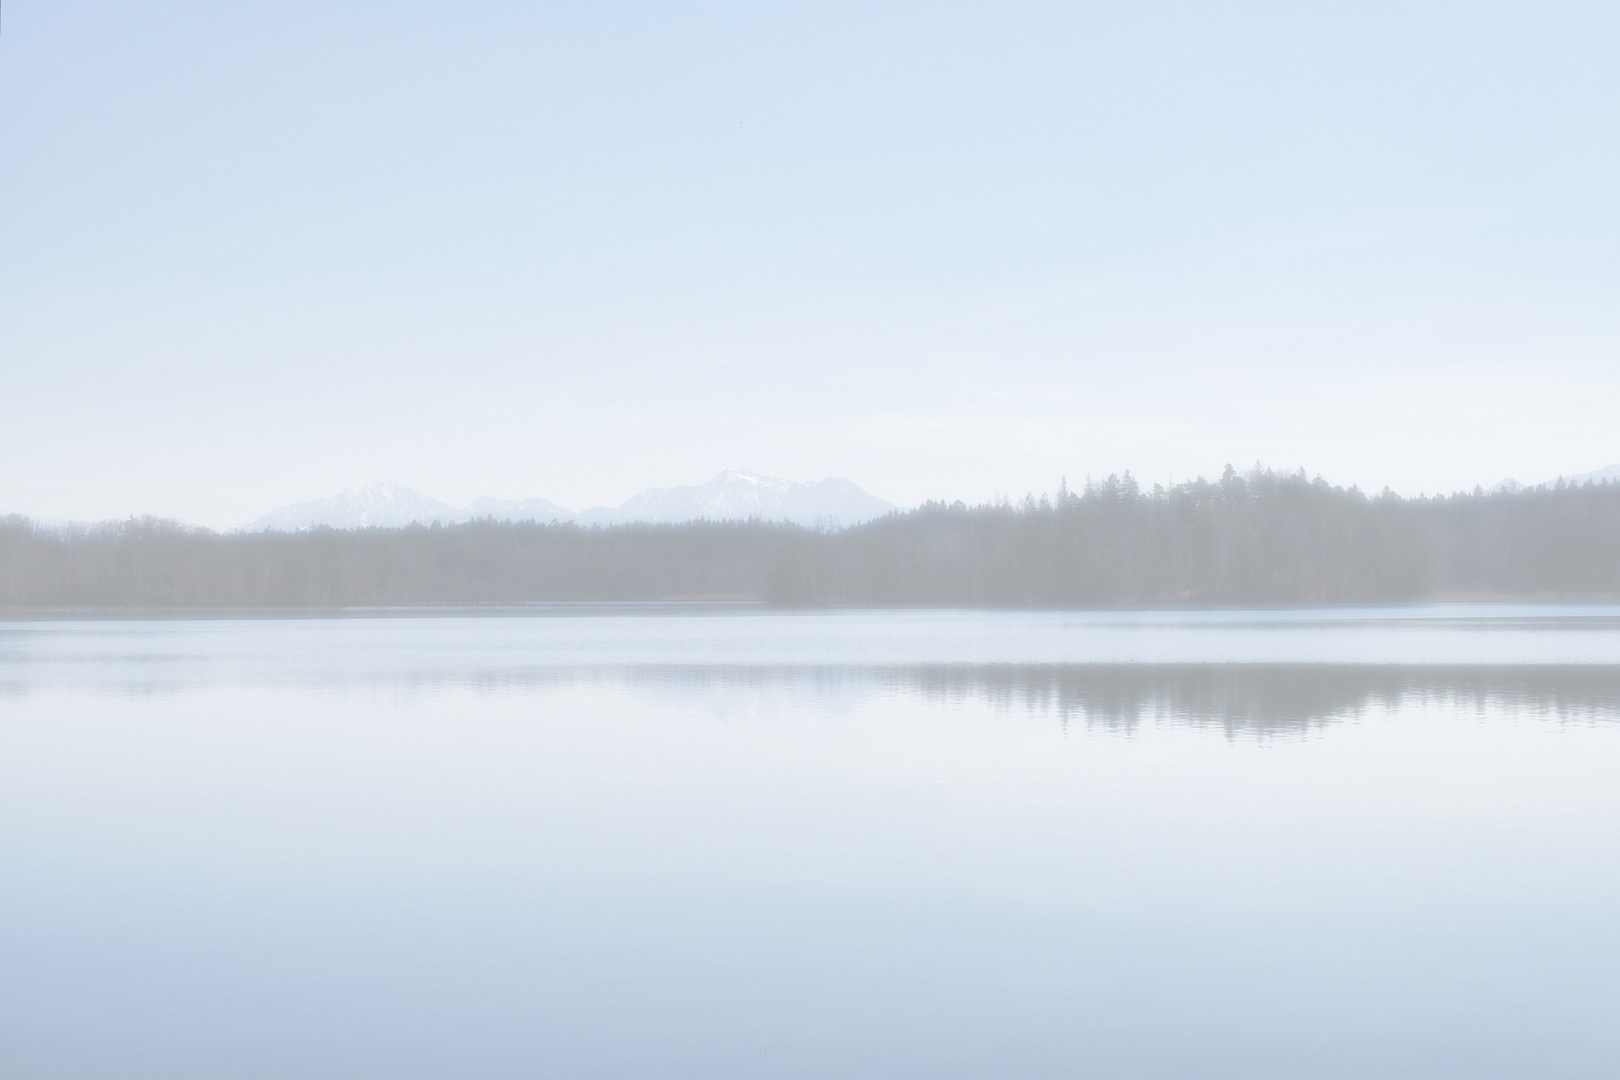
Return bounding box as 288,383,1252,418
4,467,1620,607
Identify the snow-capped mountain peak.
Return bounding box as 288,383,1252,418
249,483,462,531
246,471,895,532
616,469,893,527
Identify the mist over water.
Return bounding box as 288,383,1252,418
4,607,1620,1079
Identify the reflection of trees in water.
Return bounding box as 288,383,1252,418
538,664,1620,736
890,665,1620,735
10,659,1619,736
453,664,1620,736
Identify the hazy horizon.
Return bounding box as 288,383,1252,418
4,2,1618,526
3,463,1620,534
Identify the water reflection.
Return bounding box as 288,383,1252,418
892,664,1620,734
543,663,1620,734
7,658,1620,736
5,610,1620,736
18,661,1599,736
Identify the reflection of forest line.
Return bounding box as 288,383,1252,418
5,661,1619,732
886,664,1620,734
378,663,1620,732
7,468,1620,605
609,664,1620,733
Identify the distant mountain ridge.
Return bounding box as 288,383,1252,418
249,482,463,532
246,470,895,532
1487,464,1620,495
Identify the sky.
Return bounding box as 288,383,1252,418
2,1,1617,528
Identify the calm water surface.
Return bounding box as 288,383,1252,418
3,607,1620,1078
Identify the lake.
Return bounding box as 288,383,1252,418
4,606,1620,1078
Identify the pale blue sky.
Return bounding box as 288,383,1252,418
3,1,1617,526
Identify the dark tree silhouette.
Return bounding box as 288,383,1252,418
4,468,1618,606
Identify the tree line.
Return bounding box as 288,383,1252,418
4,467,1619,606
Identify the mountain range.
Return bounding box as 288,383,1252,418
246,470,895,532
